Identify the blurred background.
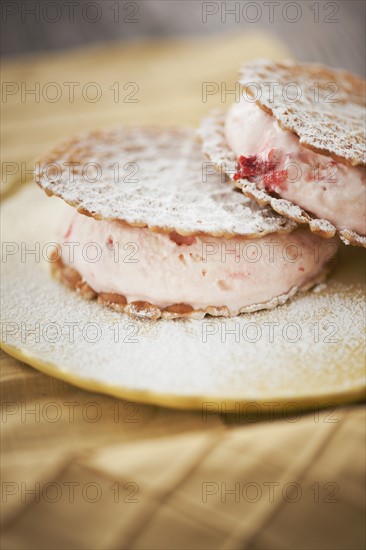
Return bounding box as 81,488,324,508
1,0,365,74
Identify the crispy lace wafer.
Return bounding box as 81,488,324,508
35,126,297,238
51,251,332,320
240,59,366,167
199,111,366,247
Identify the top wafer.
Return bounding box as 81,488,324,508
240,59,365,166
35,126,296,238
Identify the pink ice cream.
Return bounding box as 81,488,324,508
225,99,366,235
59,208,338,315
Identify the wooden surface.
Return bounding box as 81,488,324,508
1,30,290,197
2,352,365,550
1,31,365,550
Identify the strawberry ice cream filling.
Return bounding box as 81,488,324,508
225,99,366,235
59,208,338,315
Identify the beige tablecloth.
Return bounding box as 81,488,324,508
1,32,365,550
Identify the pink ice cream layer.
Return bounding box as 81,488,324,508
225,99,366,235
60,209,338,315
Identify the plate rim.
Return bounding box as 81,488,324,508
2,340,365,412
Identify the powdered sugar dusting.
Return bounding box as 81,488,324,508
240,59,366,166
1,186,365,405
35,126,296,238
2,254,364,400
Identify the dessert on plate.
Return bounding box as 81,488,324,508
35,126,337,320
199,59,366,247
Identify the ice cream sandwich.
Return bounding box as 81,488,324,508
36,126,338,320
200,59,366,247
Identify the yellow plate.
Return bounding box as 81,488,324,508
1,185,365,411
